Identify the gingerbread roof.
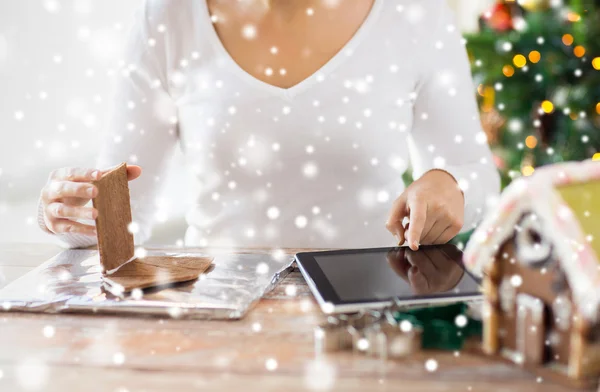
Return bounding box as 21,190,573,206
464,159,600,322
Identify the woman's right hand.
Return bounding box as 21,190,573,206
41,166,142,235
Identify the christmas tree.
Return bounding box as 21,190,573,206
464,0,600,188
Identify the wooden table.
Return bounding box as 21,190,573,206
0,243,581,391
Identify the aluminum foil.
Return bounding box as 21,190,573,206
0,249,295,320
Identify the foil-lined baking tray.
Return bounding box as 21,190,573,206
0,249,295,320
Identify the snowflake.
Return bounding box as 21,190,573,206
376,190,390,203
265,358,278,371
131,288,143,300
256,262,269,275
405,3,425,23
510,274,523,287
127,221,140,234
113,352,126,365
295,215,308,229
43,325,55,338
322,302,334,314
134,247,147,259
241,24,257,40
424,358,438,372
433,156,446,168
302,162,319,178
356,338,369,351
475,132,488,144
455,315,468,328
267,207,280,220
400,320,413,332
285,285,298,296
168,307,183,318
43,0,61,13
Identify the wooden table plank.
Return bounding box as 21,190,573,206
0,363,568,392
0,244,583,391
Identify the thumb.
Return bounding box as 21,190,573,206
126,165,142,181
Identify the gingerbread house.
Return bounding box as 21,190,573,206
464,159,600,387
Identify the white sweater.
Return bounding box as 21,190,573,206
44,0,500,249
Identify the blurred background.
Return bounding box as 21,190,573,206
1,0,598,247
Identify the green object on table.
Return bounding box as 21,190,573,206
391,303,482,351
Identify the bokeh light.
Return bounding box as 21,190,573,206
513,54,527,68
562,34,574,46
541,100,554,113
522,165,535,176
573,45,586,58
528,50,541,63
525,135,538,149
502,65,515,77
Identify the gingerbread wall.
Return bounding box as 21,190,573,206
495,239,573,365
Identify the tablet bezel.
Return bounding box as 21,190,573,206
295,245,482,314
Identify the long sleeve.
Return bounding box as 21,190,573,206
407,0,500,233
43,0,179,248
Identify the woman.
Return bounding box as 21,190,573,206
38,0,500,250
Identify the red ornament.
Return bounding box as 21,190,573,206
483,2,514,32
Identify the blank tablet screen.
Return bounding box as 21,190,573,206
312,246,479,302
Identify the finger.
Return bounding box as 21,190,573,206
99,165,142,181
47,203,98,220
48,219,97,236
127,165,142,181
386,195,408,244
43,181,97,201
432,227,458,245
406,200,427,251
50,168,102,182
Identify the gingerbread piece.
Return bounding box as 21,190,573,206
103,256,212,293
92,163,134,271
464,159,600,389
92,163,213,293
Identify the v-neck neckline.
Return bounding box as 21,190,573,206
196,0,383,101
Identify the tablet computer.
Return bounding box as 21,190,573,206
295,245,481,314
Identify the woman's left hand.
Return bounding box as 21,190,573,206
386,170,465,251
